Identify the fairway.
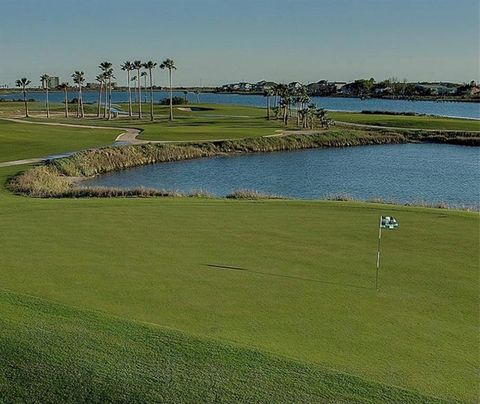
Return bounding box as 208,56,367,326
18,103,283,141
329,111,480,131
0,119,121,162
0,163,477,401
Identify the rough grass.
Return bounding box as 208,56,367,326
0,289,447,403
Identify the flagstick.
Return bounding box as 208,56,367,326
375,216,382,291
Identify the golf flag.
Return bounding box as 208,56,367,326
380,216,399,230
376,216,399,290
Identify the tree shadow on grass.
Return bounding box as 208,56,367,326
204,264,371,291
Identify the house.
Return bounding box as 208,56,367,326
253,80,277,92
306,80,336,96
288,81,304,90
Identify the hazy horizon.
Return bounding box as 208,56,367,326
1,0,478,87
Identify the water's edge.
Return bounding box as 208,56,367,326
9,130,479,211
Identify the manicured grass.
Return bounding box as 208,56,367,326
0,289,444,403
0,119,121,162
10,102,283,141
0,164,477,402
0,104,477,401
329,111,480,131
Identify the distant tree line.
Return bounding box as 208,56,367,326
218,79,480,99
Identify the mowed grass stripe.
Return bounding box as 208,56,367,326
0,289,449,403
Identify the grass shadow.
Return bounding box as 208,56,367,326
204,264,371,291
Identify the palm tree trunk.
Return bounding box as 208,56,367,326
79,86,84,118
46,87,50,118
104,84,108,118
109,80,113,119
149,69,154,121
137,69,142,119
97,83,103,117
169,69,173,121
23,89,29,118
143,76,147,104
296,102,300,127
64,89,69,118
77,87,80,118
127,71,132,117
107,78,112,120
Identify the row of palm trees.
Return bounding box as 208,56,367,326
263,83,332,129
16,58,177,121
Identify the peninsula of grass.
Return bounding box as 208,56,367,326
10,129,408,197
10,126,480,198
329,111,480,131
4,102,478,144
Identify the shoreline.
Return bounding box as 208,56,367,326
2,89,479,103
8,129,479,205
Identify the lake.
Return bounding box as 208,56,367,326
2,91,479,119
83,143,480,209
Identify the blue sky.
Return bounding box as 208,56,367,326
0,0,478,86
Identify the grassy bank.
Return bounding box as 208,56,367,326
0,162,477,401
0,289,445,403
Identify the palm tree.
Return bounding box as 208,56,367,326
40,74,50,118
143,61,157,121
15,78,31,118
71,71,85,118
160,58,176,121
132,60,143,118
99,62,113,119
57,83,69,118
95,74,105,118
104,69,115,120
121,61,134,117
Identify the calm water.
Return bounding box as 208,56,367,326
84,144,480,208
2,90,479,119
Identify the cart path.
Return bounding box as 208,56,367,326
2,117,145,143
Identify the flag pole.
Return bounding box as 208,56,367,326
375,216,382,291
